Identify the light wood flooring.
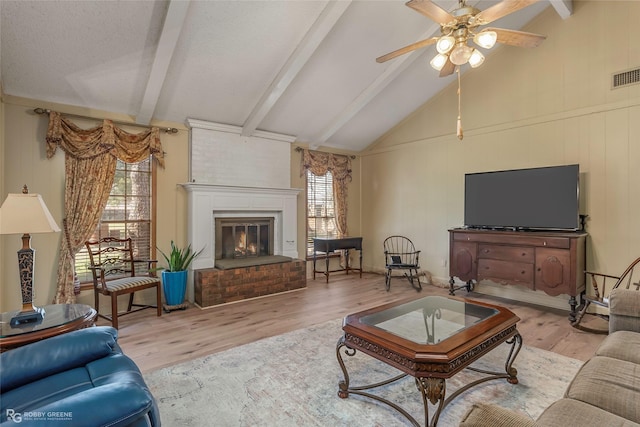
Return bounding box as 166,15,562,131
104,273,608,373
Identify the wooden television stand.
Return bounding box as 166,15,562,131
448,228,587,322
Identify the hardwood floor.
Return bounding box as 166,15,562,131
105,273,608,373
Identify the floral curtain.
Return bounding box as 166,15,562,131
45,111,164,303
300,149,353,265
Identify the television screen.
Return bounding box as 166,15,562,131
464,164,580,231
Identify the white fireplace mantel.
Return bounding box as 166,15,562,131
181,183,302,274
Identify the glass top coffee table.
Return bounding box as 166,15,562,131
336,295,521,427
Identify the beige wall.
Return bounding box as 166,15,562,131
361,1,640,303
0,86,5,308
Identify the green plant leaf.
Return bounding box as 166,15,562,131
157,240,203,272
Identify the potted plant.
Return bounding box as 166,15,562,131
158,241,203,307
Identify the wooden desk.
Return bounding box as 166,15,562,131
313,237,363,283
0,304,97,352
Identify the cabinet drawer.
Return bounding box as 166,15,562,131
451,231,571,249
478,259,534,287
478,244,534,262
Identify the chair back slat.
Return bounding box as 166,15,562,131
85,237,137,279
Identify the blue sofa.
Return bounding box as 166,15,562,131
0,326,160,427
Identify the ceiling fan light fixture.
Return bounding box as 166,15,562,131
436,36,455,54
449,43,473,66
430,53,448,71
468,49,485,68
474,30,497,49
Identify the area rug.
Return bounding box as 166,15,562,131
144,319,583,426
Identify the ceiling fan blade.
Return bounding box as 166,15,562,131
376,37,438,63
474,0,538,25
488,27,546,48
439,57,455,77
406,0,455,25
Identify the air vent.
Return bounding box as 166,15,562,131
612,67,640,89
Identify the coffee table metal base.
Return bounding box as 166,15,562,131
336,333,523,427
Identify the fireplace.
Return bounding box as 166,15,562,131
215,217,274,260
182,183,303,306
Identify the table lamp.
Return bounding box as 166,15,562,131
0,185,61,326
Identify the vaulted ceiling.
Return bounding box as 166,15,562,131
0,0,572,152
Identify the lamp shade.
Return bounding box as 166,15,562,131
0,193,61,235
468,49,485,68
436,36,455,54
474,30,497,49
430,53,448,71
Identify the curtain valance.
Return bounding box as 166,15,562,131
300,149,351,182
45,111,165,167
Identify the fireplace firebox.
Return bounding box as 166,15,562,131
215,217,275,260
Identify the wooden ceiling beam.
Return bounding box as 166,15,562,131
136,0,190,125
311,20,442,146
241,1,352,138
549,0,573,20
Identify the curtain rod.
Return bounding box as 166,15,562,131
33,108,179,134
295,146,356,159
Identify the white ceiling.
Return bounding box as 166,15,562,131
0,0,571,152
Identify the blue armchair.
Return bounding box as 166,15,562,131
0,326,160,427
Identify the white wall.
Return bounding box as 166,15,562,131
188,119,294,188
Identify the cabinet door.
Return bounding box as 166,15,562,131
450,241,477,282
535,248,571,296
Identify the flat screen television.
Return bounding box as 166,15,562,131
464,164,580,231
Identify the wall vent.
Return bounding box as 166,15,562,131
612,67,640,89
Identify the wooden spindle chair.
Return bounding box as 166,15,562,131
572,257,640,334
383,236,422,292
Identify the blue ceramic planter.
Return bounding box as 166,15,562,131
162,270,188,306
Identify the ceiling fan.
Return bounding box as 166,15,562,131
377,0,547,76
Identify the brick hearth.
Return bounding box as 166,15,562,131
194,259,306,307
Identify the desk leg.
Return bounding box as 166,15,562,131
325,253,330,283
359,249,363,278
345,249,350,275
313,251,317,280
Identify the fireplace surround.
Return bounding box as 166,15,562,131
182,183,302,304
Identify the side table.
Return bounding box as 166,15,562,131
0,304,97,352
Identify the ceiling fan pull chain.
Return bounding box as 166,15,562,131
456,67,463,140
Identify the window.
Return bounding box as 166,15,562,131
75,158,156,283
306,170,338,256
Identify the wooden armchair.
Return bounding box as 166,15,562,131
383,235,422,292
572,257,640,334
85,237,162,329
